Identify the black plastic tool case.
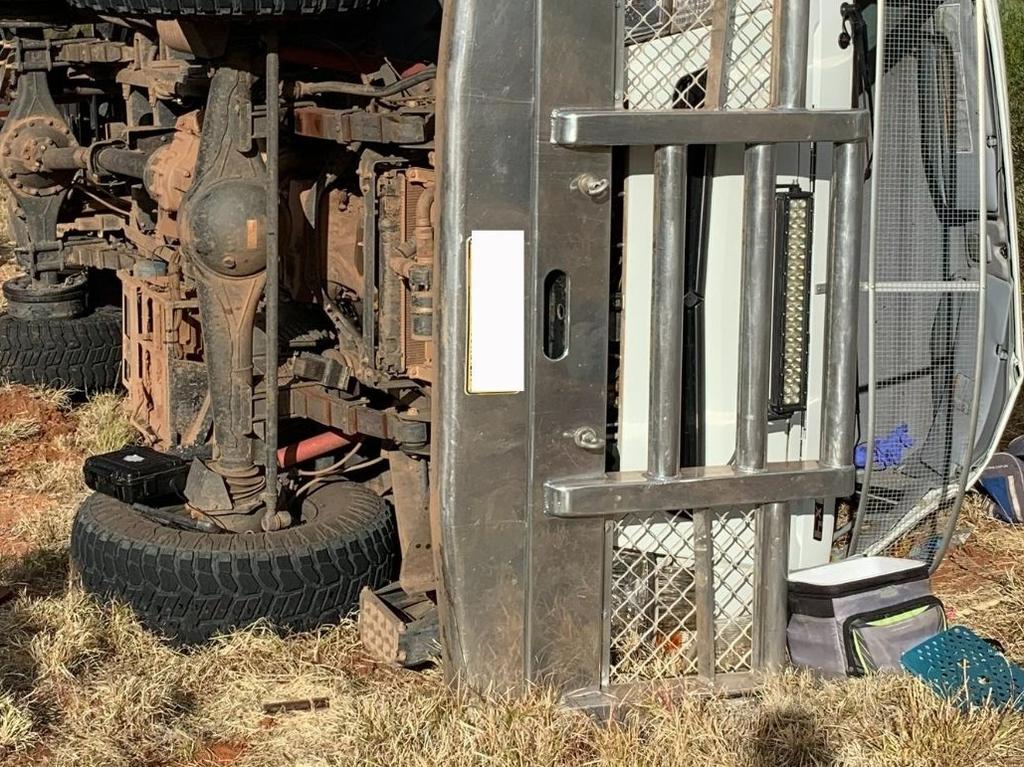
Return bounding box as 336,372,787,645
83,446,189,504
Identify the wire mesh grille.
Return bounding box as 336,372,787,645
712,510,756,672
609,515,699,682
622,0,775,110
608,511,756,683
721,0,775,109
611,0,772,686
855,0,984,564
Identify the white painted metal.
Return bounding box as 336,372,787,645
619,0,854,572
465,230,526,394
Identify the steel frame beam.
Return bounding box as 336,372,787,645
551,108,870,147
435,0,866,699
545,462,853,518
432,0,614,694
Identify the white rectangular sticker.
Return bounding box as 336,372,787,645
467,230,526,394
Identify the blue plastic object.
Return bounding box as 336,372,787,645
979,452,1024,524
902,626,1024,711
855,423,914,470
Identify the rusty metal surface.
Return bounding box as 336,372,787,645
294,105,430,145
359,584,439,667
283,384,427,447
322,189,365,301
388,451,435,594
144,112,200,215
4,2,448,673
121,271,205,449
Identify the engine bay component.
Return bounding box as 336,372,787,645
143,114,201,215
178,62,270,523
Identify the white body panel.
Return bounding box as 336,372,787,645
619,0,853,572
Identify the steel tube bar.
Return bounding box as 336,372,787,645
756,501,790,668
735,143,776,473
848,0,889,556
756,0,809,672
775,0,810,111
545,461,853,518
551,108,870,147
263,34,281,517
648,145,688,479
820,141,865,469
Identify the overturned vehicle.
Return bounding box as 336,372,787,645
0,0,1018,702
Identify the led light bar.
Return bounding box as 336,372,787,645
770,187,814,419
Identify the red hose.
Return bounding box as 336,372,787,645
277,430,351,469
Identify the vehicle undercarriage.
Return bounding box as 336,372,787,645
0,0,440,643
1,0,1019,707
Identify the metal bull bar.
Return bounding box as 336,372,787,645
434,0,869,702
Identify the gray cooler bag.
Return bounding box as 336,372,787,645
787,557,946,677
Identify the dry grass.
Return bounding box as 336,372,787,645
0,585,1022,767
0,387,135,558
0,418,39,449
0,263,16,315
0,387,1023,766
70,393,137,456
0,381,74,412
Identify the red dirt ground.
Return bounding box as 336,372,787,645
0,384,76,557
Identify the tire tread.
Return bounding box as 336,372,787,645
71,485,398,643
0,306,122,393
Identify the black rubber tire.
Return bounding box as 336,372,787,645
70,483,399,644
68,0,384,15
0,306,122,393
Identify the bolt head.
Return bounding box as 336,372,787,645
222,256,236,269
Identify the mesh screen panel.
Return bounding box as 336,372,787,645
712,510,756,672
721,0,775,109
855,0,984,563
610,515,700,682
623,0,714,109
610,0,776,685
608,511,757,682
622,0,775,110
